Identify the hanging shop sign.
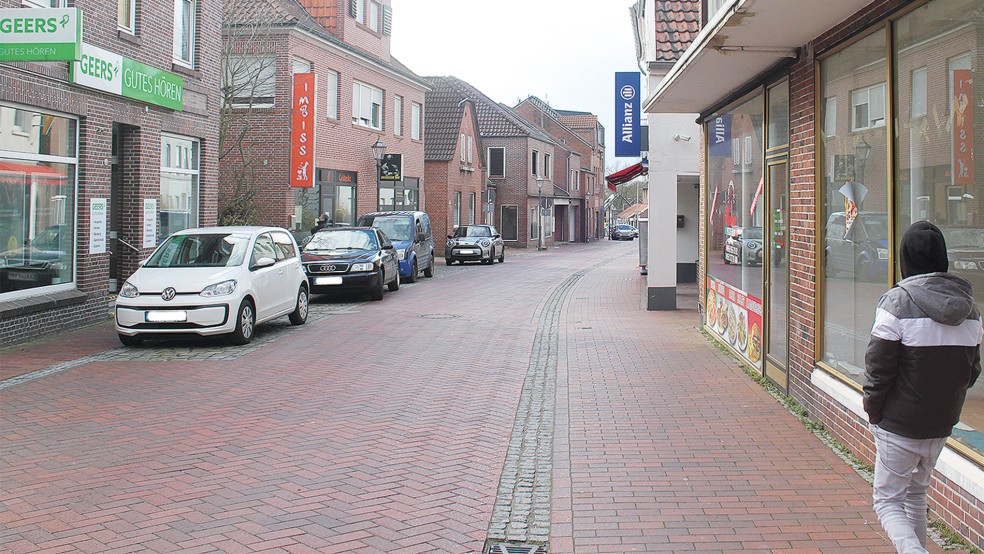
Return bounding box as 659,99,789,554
705,276,763,367
614,72,640,157
708,114,731,158
379,153,403,181
70,43,184,111
0,8,82,62
290,72,317,188
953,69,974,186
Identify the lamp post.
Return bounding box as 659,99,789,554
855,136,871,184
536,175,545,251
371,138,386,210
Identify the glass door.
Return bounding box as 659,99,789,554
765,160,789,391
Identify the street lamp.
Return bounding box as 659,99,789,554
855,136,871,184
536,175,545,251
371,138,386,210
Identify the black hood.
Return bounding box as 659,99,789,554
899,221,948,279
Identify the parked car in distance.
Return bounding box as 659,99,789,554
723,226,763,266
610,224,637,240
445,224,505,265
356,211,434,283
302,227,400,301
115,226,309,346
940,226,984,292
0,224,71,292
825,211,889,281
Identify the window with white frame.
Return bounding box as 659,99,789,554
369,1,380,32
223,56,276,108
453,192,461,227
173,0,196,67
160,134,200,238
393,96,403,136
460,133,466,161
488,147,504,178
411,102,421,140
21,0,69,6
467,136,473,163
119,0,136,33
544,153,550,179
851,83,886,130
911,67,927,119
325,70,339,119
743,135,753,166
354,0,364,23
352,81,383,129
824,97,837,138
292,57,311,74
469,192,476,224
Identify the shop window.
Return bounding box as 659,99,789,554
488,147,505,178
851,83,886,131
893,0,983,456
352,81,383,130
173,0,196,68
0,106,78,296
501,205,518,241
160,134,200,239
223,56,276,108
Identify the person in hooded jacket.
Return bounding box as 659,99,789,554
864,220,983,554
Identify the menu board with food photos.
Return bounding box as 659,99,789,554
705,276,763,368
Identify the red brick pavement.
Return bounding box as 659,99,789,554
0,240,961,553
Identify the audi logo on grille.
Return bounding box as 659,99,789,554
161,287,176,301
319,264,337,272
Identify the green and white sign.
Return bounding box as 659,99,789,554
70,43,184,111
0,8,82,61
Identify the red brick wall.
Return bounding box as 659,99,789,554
424,102,484,242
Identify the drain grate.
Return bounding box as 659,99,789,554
487,543,547,554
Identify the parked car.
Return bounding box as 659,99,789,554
940,226,984,292
302,226,400,301
825,211,890,281
115,226,309,346
356,211,434,283
445,224,505,265
610,224,637,240
0,224,71,292
723,226,763,266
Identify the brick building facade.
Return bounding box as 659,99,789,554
643,0,984,546
0,0,221,346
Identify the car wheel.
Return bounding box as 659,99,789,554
388,271,400,291
498,249,505,263
118,333,143,346
406,259,418,283
370,272,385,301
288,285,308,325
423,255,434,278
229,299,256,345
446,257,453,266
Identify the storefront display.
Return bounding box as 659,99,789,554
706,276,763,366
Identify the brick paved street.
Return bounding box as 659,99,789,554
0,240,958,553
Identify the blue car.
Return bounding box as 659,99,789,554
356,211,435,283
825,211,889,281
302,227,400,301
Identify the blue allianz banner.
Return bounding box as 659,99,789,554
615,72,640,157
709,114,731,158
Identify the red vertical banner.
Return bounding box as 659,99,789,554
290,72,317,188
953,69,973,186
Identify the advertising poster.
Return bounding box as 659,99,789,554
142,198,157,248
379,153,402,181
290,72,317,188
705,276,763,367
89,198,107,254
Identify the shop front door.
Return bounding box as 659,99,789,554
765,160,789,391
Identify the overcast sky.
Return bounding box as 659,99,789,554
390,1,640,172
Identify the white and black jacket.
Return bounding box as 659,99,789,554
864,272,983,439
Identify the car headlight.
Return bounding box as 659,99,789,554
876,248,889,260
119,281,139,298
954,261,979,270
200,279,237,297
351,262,373,272
398,249,407,260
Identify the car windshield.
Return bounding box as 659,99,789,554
145,233,251,268
305,229,378,251
859,214,889,240
941,227,984,249
371,217,413,241
617,225,632,230
454,226,491,238
742,228,763,240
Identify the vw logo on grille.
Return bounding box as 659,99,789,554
319,264,336,272
161,287,176,301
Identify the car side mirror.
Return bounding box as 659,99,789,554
493,234,501,239
383,243,395,250
252,256,276,269
417,232,426,242
447,234,454,240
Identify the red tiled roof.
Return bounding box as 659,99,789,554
655,0,701,62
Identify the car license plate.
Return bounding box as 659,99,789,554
145,310,187,323
315,276,343,285
6,271,37,281
459,249,477,255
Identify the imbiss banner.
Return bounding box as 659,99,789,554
290,72,317,188
615,72,640,158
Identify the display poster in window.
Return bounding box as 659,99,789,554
953,69,973,186
89,198,107,254
379,153,402,181
290,72,317,188
705,276,763,367
143,199,157,248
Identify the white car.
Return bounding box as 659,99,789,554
115,226,309,346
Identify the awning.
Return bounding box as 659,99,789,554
644,0,870,115
605,162,648,191
0,161,67,184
